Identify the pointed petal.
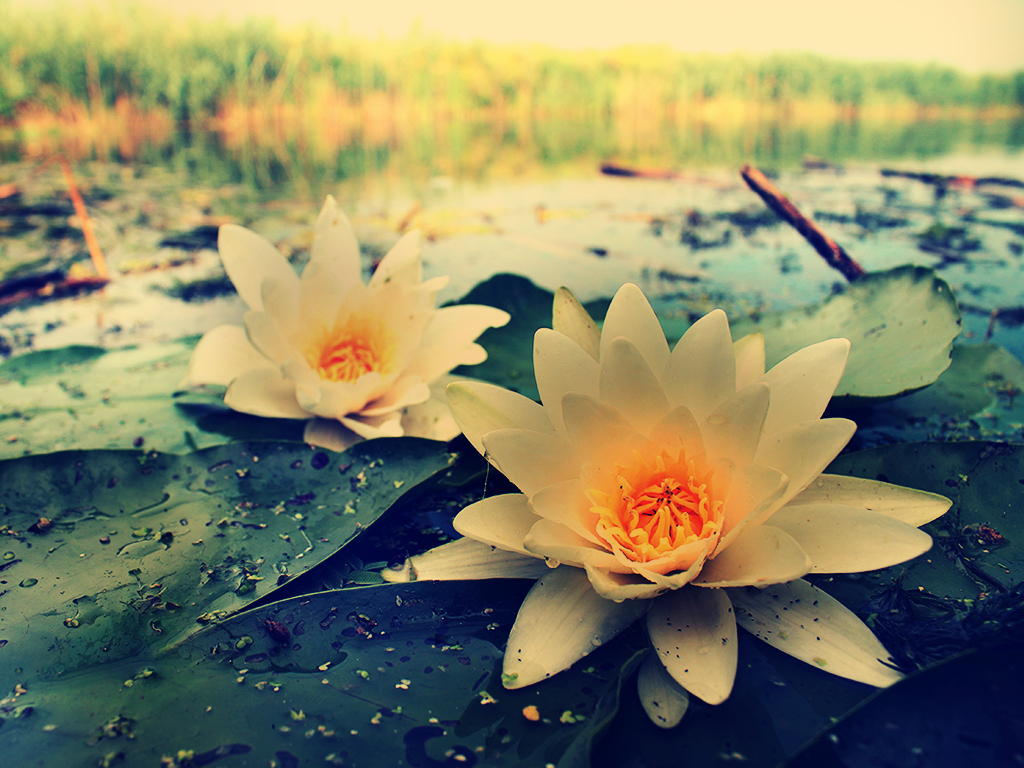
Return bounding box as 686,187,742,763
309,195,361,290
649,405,705,458
637,654,691,728
180,325,273,388
553,287,600,361
447,381,556,457
502,567,650,688
339,411,404,439
260,271,300,339
752,418,857,517
453,494,539,556
584,552,708,601
244,309,293,366
700,382,770,466
359,375,430,416
717,463,789,550
561,393,648,473
663,309,737,422
534,328,600,439
790,474,951,527
303,418,361,452
733,333,765,390
218,223,298,311
397,378,462,442
769,504,934,574
482,428,578,497
382,537,547,583
404,304,510,382
524,519,622,570
600,337,671,435
368,229,422,288
729,579,903,688
224,368,309,419
696,525,811,587
647,587,737,704
600,283,670,373
529,478,602,545
760,338,850,441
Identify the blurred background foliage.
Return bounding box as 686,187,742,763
1,0,1022,192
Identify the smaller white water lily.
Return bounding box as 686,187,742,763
181,197,510,450
385,283,951,727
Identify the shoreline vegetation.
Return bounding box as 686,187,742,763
1,1,1023,189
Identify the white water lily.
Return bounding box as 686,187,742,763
180,197,510,451
386,283,950,727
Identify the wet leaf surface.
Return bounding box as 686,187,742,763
0,438,453,688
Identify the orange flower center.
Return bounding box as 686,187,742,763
589,448,722,563
306,330,381,382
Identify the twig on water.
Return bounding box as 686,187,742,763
740,164,867,282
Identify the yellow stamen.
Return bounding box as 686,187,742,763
589,448,722,564
305,327,382,382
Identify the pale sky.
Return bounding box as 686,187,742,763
25,0,1024,73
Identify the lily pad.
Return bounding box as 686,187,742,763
0,438,453,688
0,341,305,459
784,644,1024,768
847,342,1024,448
1,581,641,768
730,266,961,405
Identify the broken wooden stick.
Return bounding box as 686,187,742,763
740,164,867,282
57,156,109,280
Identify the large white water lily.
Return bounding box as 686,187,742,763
385,283,950,727
180,197,510,450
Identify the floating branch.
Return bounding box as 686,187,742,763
740,164,867,282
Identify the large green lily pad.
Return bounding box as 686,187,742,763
0,341,305,459
0,438,453,688
730,265,961,405
784,643,1024,768
1,581,642,768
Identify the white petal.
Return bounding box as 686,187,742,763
534,328,600,439
482,428,578,498
561,393,645,472
696,525,811,587
768,504,935,573
600,337,671,435
789,474,951,527
381,537,548,583
309,195,361,291
447,381,556,457
529,478,602,545
699,382,769,466
663,309,737,422
759,338,850,442
729,579,903,688
637,654,691,728
717,463,789,550
397,378,462,442
600,283,670,373
647,587,737,704
649,405,705,457
733,333,766,390
584,553,709,601
339,411,404,439
360,375,430,416
553,287,600,361
453,494,539,556
260,272,300,339
752,418,857,517
244,309,293,366
303,418,362,452
224,368,309,419
180,324,273,388
368,229,422,288
524,519,622,570
218,224,299,312
404,304,510,383
502,567,650,688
